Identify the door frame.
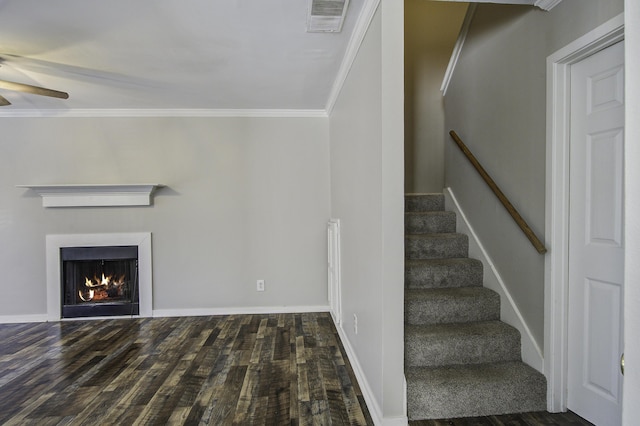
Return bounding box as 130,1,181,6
544,13,625,412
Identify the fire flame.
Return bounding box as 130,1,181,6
78,273,126,302
84,273,117,288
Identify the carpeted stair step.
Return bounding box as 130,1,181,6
405,287,500,325
405,361,547,420
405,321,521,367
405,233,468,260
405,193,444,212
403,192,547,420
405,211,456,234
405,258,483,289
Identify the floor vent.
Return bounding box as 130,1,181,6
307,0,349,33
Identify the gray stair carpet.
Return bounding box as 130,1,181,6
404,193,546,420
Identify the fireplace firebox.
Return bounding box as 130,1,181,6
61,246,139,318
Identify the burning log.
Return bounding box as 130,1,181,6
78,289,94,302
79,273,126,302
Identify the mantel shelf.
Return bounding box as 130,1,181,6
17,184,165,207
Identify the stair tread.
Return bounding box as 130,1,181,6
405,211,455,217
406,360,543,381
405,258,483,289
405,287,500,325
405,286,497,300
405,211,457,234
405,233,469,260
406,361,547,419
405,258,480,267
405,321,521,368
406,232,466,238
405,320,519,339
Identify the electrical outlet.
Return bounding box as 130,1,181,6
353,313,358,334
256,279,265,292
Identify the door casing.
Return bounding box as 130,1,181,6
544,12,625,412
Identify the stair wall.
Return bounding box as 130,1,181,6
444,188,544,372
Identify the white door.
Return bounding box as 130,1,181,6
568,41,625,426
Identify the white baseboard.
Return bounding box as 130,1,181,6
333,320,409,426
444,187,544,373
0,314,48,324
152,305,331,318
0,306,331,324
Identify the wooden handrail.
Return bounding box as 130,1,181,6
449,130,547,254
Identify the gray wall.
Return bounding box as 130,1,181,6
0,116,330,316
329,1,405,420
404,0,467,193
444,0,624,347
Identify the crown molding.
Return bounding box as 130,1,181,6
0,108,328,118
441,4,477,96
325,0,380,115
535,0,563,11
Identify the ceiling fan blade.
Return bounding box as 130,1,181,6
0,94,11,106
0,79,68,99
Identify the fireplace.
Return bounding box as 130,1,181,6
46,233,153,320
61,246,139,318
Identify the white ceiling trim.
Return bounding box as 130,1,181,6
431,0,562,10
0,108,329,118
441,4,477,96
534,0,563,11
430,0,532,4
325,0,380,114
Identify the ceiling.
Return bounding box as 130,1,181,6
0,0,366,112
0,0,556,113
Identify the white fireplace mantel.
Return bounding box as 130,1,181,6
17,184,164,207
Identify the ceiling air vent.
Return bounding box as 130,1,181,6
306,0,350,33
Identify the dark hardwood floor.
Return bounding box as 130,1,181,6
0,313,596,426
0,313,373,425
409,410,594,426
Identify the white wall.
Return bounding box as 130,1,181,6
329,0,405,422
0,116,330,318
404,0,467,193
623,1,640,423
443,0,624,347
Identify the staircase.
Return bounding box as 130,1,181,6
404,193,546,420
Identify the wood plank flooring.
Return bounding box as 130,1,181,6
0,313,373,425
409,410,594,426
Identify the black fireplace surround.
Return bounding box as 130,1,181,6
61,246,139,318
